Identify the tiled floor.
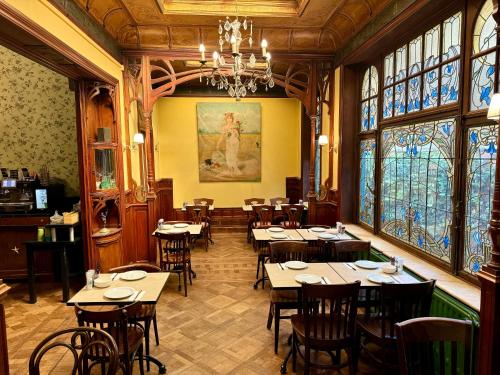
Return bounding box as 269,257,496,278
3,232,381,374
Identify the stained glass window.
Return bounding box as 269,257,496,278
360,66,379,131
380,119,455,263
464,125,498,274
382,13,461,118
470,0,497,111
359,140,376,227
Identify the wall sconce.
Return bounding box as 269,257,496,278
318,134,336,153
123,132,144,151
487,93,500,120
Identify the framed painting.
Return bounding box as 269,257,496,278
197,102,261,182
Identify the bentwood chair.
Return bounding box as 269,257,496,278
193,198,214,244
75,302,145,375
252,204,275,230
291,282,361,375
332,240,371,262
270,197,289,224
29,327,119,375
155,231,193,296
281,204,304,229
244,198,265,243
300,224,331,261
110,263,161,372
185,204,210,251
253,225,285,289
267,241,308,353
395,317,473,375
356,279,436,372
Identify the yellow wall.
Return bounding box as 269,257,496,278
4,0,127,188
332,67,341,190
154,97,301,207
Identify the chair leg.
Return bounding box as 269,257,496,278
138,344,145,375
256,256,261,280
261,258,266,289
292,332,297,372
347,346,355,375
274,306,280,354
188,261,193,285
153,314,160,346
266,303,273,330
144,319,151,372
183,267,188,297
304,345,310,375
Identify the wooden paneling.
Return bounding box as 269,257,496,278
286,177,302,204
94,229,123,271
314,201,339,227
123,203,150,263
174,207,247,229
156,178,174,221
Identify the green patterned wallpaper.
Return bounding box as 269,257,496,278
0,45,79,196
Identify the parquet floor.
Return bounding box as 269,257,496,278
3,232,381,374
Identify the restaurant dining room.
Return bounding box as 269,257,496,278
1,0,500,374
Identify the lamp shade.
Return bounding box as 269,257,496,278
318,135,329,146
487,93,500,120
133,133,144,144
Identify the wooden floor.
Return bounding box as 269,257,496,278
3,231,382,374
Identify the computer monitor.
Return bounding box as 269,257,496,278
35,188,48,210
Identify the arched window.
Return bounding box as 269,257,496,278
359,66,378,227
360,66,378,131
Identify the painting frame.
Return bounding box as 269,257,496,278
196,102,262,182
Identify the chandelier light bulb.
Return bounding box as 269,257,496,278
261,39,268,56
212,51,219,67
199,44,206,61
266,52,271,61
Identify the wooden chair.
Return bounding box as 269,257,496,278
300,225,332,261
193,198,214,244
291,281,361,375
270,197,289,224
252,204,275,228
281,204,304,229
110,263,161,372
395,317,473,375
29,327,119,375
332,240,371,262
75,302,145,375
244,198,265,243
185,204,210,251
356,279,436,372
267,241,308,354
253,224,285,289
155,231,193,297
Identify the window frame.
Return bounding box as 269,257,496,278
354,0,500,283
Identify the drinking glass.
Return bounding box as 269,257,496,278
86,270,95,289
396,257,404,273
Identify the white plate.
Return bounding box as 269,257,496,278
159,224,173,230
103,287,136,299
174,223,189,228
284,261,308,270
367,273,395,284
271,233,288,239
354,260,379,269
310,227,326,232
318,232,336,240
295,274,322,284
120,270,147,281
268,227,284,232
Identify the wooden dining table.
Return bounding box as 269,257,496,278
152,223,202,236
67,271,170,374
265,261,420,373
295,228,352,241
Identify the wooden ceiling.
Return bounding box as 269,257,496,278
72,0,393,55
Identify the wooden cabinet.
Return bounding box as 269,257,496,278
0,215,49,279
79,82,125,272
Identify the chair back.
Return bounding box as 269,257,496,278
282,204,304,228
395,317,473,375
185,205,209,224
75,302,142,362
380,280,436,340
269,241,308,263
110,262,161,273
301,281,361,349
252,205,275,226
193,198,214,206
155,231,191,269
270,197,289,206
29,327,119,375
244,198,265,205
332,240,371,262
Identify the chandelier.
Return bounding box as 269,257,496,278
198,10,274,100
